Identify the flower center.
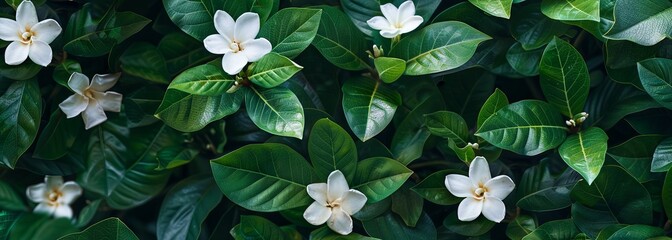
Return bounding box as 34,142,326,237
473,186,487,200
230,42,242,52
83,89,95,99
47,190,62,206
20,30,34,44
326,200,341,209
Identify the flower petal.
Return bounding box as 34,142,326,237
469,156,491,185
327,170,349,202
307,183,328,204
241,38,271,62
31,19,62,44
400,16,423,34
234,12,261,42
59,181,82,205
53,205,73,219
380,3,398,25
90,73,121,92
25,183,47,203
16,0,38,28
457,197,482,221
28,40,53,67
82,99,108,130
67,72,90,95
221,52,248,75
33,202,56,216
0,18,20,41
485,175,515,200
397,1,417,23
379,28,401,39
303,201,331,225
45,176,64,190
59,94,89,118
482,197,506,223
213,10,234,42
339,189,367,215
445,174,474,198
4,41,29,65
92,91,122,112
327,207,353,235
367,16,391,30
204,34,232,55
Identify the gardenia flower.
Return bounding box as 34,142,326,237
0,0,62,66
203,10,272,75
26,176,82,219
303,170,367,235
444,156,515,223
58,72,123,130
366,1,423,39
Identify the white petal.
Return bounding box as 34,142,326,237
327,170,349,203
339,189,367,215
25,183,47,203
307,183,328,204
234,12,260,42
213,10,234,42
53,205,73,219
303,201,331,225
33,202,56,216
45,176,64,190
4,41,29,65
221,52,248,75
31,19,62,44
241,38,271,62
380,3,398,25
481,197,506,223
82,99,108,130
16,0,38,28
485,175,515,200
67,72,90,94
28,40,53,67
366,16,391,31
59,94,88,118
204,34,232,55
327,207,353,235
90,73,120,92
445,174,474,198
92,91,122,112
58,181,82,205
457,197,483,221
469,156,491,185
397,1,417,23
379,29,401,39
0,18,20,41
400,16,423,34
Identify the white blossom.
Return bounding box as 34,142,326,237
58,72,122,130
0,0,62,66
366,1,423,39
26,176,82,219
303,170,367,235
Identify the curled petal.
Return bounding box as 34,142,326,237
303,201,331,225
90,73,121,92
67,72,90,95
92,91,123,112
16,0,38,28
221,52,248,75
327,170,349,202
485,175,515,200
59,94,88,118
26,183,47,203
241,38,271,62
82,99,108,130
53,205,73,219
213,10,235,42
367,16,391,31
234,12,261,42
379,28,401,38
445,174,474,198
33,202,56,216
307,183,328,204
379,3,398,25
4,41,29,65
28,40,53,67
457,197,482,221
327,207,353,235
59,181,82,205
0,19,20,41
31,19,62,44
204,34,232,55
482,197,506,223
469,156,491,185
339,189,367,215
400,16,423,34
397,1,417,23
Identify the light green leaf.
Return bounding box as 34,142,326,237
259,8,322,59
244,86,305,139
374,57,406,83
638,58,672,110
342,77,401,142
540,37,590,117
0,79,42,169
468,0,513,19
248,53,303,88
155,89,242,132
559,127,608,185
541,0,599,22
353,157,413,203
652,137,672,172
604,0,672,46
168,62,235,96
308,118,358,182
59,218,138,240
424,111,469,146
477,88,509,129
311,6,370,71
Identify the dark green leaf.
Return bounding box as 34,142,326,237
0,79,42,169
248,53,303,88
231,215,288,240
353,157,413,203
638,58,672,110
258,8,322,59
342,77,400,142
663,169,672,221
424,111,469,146
506,42,544,76
604,0,672,46
0,54,41,81
510,4,571,50
363,212,437,240
607,134,665,182
652,137,672,173
607,225,665,239
517,164,580,212
53,60,82,89
311,6,370,71
120,42,169,84
308,118,357,182
155,147,199,170
390,185,423,227
540,37,590,117
521,219,580,240
167,62,235,96
0,180,26,211
507,215,537,240
244,86,305,139
309,226,379,240
477,88,509,129
75,199,102,228
559,127,608,185
155,89,242,132
32,110,83,160
412,170,463,206
158,32,214,77
59,218,138,240
10,214,77,240
443,212,495,237
64,10,151,57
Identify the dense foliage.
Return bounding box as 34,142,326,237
1,0,672,239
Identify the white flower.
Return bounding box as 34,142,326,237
303,170,367,235
203,10,272,75
0,0,62,66
58,72,123,130
26,176,82,219
366,1,423,39
444,156,515,223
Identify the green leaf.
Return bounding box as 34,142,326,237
475,100,567,156
411,170,463,206
606,225,665,239
157,175,223,240
75,200,102,228
0,211,19,239
120,42,170,84
59,218,139,240
158,32,214,77
559,127,608,185
9,214,77,240
244,86,305,139
604,0,672,46
584,81,660,130
506,42,544,77
541,0,600,22
310,226,379,240
353,157,413,203
32,110,83,160
363,212,436,240
389,21,491,75
510,4,571,50
477,88,509,129
443,212,495,237
155,147,199,170
390,184,423,227
638,58,672,110
308,118,358,182
342,77,401,142
374,57,406,83
424,111,469,146
231,215,289,240
53,60,82,89
517,165,580,212
0,79,42,169
259,8,322,59
607,134,665,182
507,215,537,240
64,11,151,57
540,37,590,117
311,6,370,71
468,0,513,19
663,169,672,221
0,180,27,211
210,143,318,212
155,89,242,132
0,54,41,81
167,62,235,96
522,219,580,240
441,69,495,126
248,53,303,88
652,137,672,172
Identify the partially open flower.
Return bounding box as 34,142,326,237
0,0,62,66
26,176,82,219
366,1,423,39
58,72,123,130
303,170,367,235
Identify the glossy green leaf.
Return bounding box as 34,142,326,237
607,225,665,239
541,0,599,22
155,89,242,132
374,57,406,83
441,69,496,126
510,4,571,50
231,215,288,240
210,143,317,211
9,214,77,240
607,135,665,182
390,185,423,227
412,170,463,206
0,180,26,211
342,77,401,142
64,11,151,57
507,215,537,240
32,110,83,160
517,165,580,212
353,157,413,203
155,147,199,170
60,218,138,240
167,62,235,96
477,88,509,129
158,32,214,77
53,60,82,89
584,80,660,130
120,42,170,84
652,137,672,172
638,58,672,110
244,86,305,139
540,37,590,117
604,0,672,46
363,212,437,240
311,6,370,71
522,219,580,240
506,42,544,77
258,8,322,59
248,53,303,88
468,0,513,19
0,54,41,81
0,79,42,169
309,226,379,240
559,127,608,185
308,118,358,182
75,200,102,228
424,111,469,146
443,212,495,237
663,169,672,221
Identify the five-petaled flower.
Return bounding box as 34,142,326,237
303,170,367,235
26,176,82,219
0,0,62,66
444,156,515,223
366,1,423,39
204,10,272,75
58,72,123,130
